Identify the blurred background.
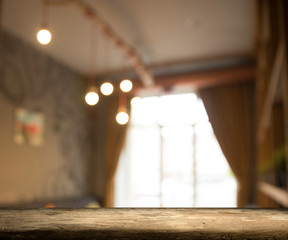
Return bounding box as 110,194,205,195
0,0,287,208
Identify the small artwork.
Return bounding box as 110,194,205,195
14,108,44,146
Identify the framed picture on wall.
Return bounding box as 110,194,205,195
14,108,44,146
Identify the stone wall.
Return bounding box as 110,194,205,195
0,30,88,205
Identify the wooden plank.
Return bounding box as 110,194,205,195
281,54,288,190
258,181,288,207
258,42,285,143
278,0,288,191
155,65,255,89
0,209,288,239
133,65,255,91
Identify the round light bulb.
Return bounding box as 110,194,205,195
100,82,114,96
116,111,129,125
37,29,52,45
131,97,142,107
120,79,133,93
85,91,99,105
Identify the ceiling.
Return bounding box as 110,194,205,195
2,0,255,85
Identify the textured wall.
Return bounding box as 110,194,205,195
0,30,88,205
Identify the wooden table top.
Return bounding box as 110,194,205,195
0,208,288,239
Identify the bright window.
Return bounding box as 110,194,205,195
115,93,236,207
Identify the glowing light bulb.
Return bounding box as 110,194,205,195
120,79,133,93
37,28,52,45
85,89,99,105
100,82,114,96
131,97,142,107
116,111,129,125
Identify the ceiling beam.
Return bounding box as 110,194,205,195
45,0,154,87
133,65,256,91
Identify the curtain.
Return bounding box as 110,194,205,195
92,94,130,207
198,80,255,207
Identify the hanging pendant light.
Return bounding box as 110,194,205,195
116,93,129,125
85,22,99,106
85,86,99,106
116,108,129,125
130,96,142,107
99,37,115,96
100,82,114,96
120,79,133,93
119,55,133,93
37,0,52,45
37,28,52,45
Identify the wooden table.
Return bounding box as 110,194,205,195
0,208,288,239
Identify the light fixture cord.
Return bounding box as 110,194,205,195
124,52,130,80
42,0,49,28
105,35,111,75
119,92,127,110
89,22,96,87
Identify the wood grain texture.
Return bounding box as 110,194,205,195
0,208,288,239
258,181,288,207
